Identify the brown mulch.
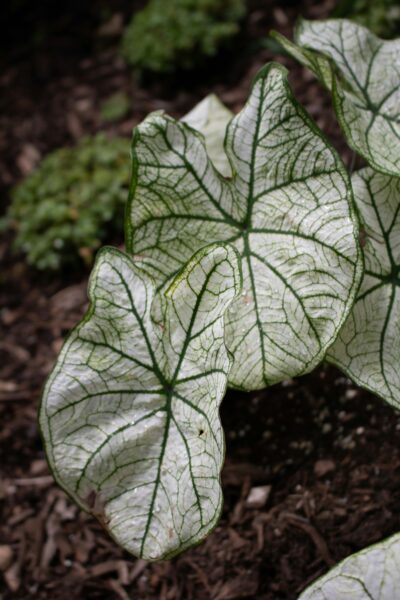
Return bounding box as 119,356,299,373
1,0,399,599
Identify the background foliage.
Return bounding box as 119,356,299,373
7,134,130,270
121,0,246,73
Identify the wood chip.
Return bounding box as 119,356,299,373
284,512,334,566
97,13,123,37
13,476,54,487
0,545,13,571
16,143,41,175
51,284,87,314
214,574,259,600
89,559,130,583
245,485,271,509
129,559,148,583
4,562,21,592
107,579,130,600
8,508,35,527
314,460,336,478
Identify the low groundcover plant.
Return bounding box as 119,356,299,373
40,17,400,596
121,0,245,74
7,134,130,270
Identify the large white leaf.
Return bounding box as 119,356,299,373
127,62,362,390
273,19,400,176
299,532,400,599
40,243,241,560
182,94,233,177
328,168,400,408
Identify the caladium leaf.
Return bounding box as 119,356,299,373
328,168,400,409
127,62,362,390
182,94,233,177
270,30,334,91
40,243,241,560
272,19,400,176
299,532,400,599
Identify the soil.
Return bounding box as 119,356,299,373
1,1,399,599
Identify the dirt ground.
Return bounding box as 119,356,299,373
1,1,400,598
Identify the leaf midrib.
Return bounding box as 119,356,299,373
139,257,226,556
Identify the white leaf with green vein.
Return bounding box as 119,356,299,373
126,62,362,390
299,532,400,599
182,94,233,177
328,168,400,409
40,243,241,560
270,30,334,91
273,19,400,176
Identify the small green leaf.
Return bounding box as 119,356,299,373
40,243,241,560
299,532,400,599
100,92,131,123
127,62,362,390
275,19,400,176
182,94,233,177
328,168,400,408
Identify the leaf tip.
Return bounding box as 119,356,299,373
253,61,289,87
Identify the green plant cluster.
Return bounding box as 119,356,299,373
121,0,246,73
8,134,130,271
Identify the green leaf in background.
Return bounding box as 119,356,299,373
299,532,400,599
328,168,400,409
40,243,241,560
182,94,233,177
100,92,131,123
273,19,400,176
126,62,362,390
